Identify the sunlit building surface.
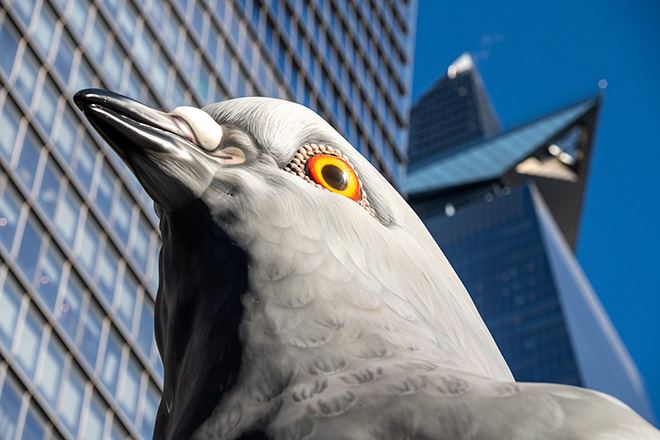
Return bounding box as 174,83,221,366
0,0,417,437
408,53,500,166
405,58,655,421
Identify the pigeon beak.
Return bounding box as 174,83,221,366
74,89,215,212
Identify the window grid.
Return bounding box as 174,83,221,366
0,4,160,230
0,104,162,438
6,0,174,217
334,0,407,96
316,0,409,145
0,122,163,384
0,0,416,437
0,272,67,439
0,81,161,348
0,9,162,284
242,0,377,169
195,0,410,185
0,356,65,439
244,0,407,185
165,0,270,101
0,248,157,439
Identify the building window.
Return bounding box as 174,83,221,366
110,414,130,440
152,50,169,93
53,184,82,248
35,240,66,311
38,331,67,407
0,274,23,350
103,40,126,91
73,56,96,97
76,212,101,275
118,1,139,45
73,134,98,193
16,211,46,283
57,361,86,434
33,3,58,57
83,391,108,438
16,128,42,193
0,372,23,439
0,183,22,252
135,24,156,70
58,271,84,340
69,0,89,38
139,380,160,439
136,296,154,360
0,97,22,159
99,326,123,396
132,215,151,273
94,160,118,221
49,106,79,161
54,29,76,86
80,299,103,367
37,154,64,218
96,240,120,304
15,301,45,378
0,18,20,78
115,267,138,333
112,187,135,248
118,354,142,420
21,399,49,439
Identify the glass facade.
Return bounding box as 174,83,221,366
407,53,500,168
419,183,654,421
405,57,654,421
425,185,582,384
0,0,417,438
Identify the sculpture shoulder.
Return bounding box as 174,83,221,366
274,373,660,440
196,362,660,439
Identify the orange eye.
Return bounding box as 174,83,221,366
306,154,361,201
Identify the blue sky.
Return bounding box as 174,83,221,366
412,0,660,422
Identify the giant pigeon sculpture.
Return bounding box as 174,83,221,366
74,89,660,440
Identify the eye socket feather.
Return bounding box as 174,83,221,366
306,154,361,201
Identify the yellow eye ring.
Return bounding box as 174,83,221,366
307,154,361,201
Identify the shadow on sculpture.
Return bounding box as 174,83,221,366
74,89,660,440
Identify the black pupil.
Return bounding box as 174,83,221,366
321,164,348,191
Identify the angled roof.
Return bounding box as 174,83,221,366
405,97,598,195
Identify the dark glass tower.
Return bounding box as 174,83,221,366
0,0,417,438
407,53,500,167
406,65,655,422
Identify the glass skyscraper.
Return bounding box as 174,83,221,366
405,58,655,422
0,0,417,438
407,53,500,166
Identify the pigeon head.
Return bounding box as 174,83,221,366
74,87,514,373
73,89,514,439
73,89,412,227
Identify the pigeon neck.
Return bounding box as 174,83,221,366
152,200,249,440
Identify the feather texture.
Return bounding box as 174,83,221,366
73,90,660,439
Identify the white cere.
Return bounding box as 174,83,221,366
169,106,223,152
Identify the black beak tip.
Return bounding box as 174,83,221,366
73,88,125,113
73,95,84,111
73,88,95,111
